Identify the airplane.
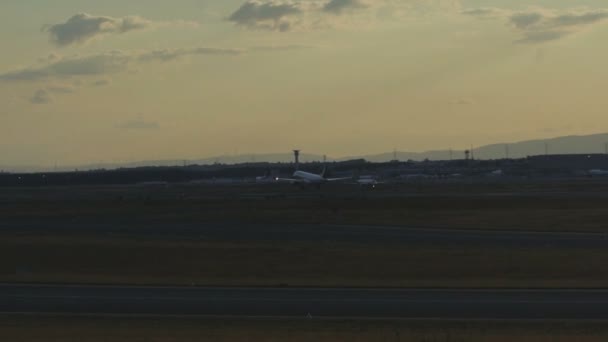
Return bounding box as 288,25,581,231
275,150,352,187
488,169,504,177
275,166,352,187
350,174,385,188
255,169,275,183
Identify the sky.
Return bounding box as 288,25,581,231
2,0,608,167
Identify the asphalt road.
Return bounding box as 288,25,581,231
4,284,608,319
2,222,608,247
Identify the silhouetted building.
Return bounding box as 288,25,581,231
528,154,608,171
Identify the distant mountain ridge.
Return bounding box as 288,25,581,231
356,133,608,162
4,133,608,172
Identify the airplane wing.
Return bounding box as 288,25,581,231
325,177,353,182
274,177,310,184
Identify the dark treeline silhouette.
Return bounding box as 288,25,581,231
0,158,529,187
4,154,606,187
0,160,366,187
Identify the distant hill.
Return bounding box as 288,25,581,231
4,133,608,172
352,133,608,162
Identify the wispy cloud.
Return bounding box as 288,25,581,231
249,44,312,51
0,51,131,82
46,84,76,94
323,0,367,15
116,119,160,130
0,48,242,83
514,9,608,44
461,7,513,21
464,7,608,44
138,47,243,63
1,44,305,105
30,89,53,104
92,79,111,87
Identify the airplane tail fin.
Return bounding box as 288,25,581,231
321,165,327,178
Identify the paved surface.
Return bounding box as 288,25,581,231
4,284,608,319
2,222,608,247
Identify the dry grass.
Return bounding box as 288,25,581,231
2,235,608,287
3,183,608,287
2,315,608,342
3,183,608,232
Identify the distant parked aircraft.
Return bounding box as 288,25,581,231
589,169,608,177
352,175,384,188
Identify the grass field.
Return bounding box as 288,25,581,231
3,315,608,342
3,235,608,287
3,182,608,287
3,182,608,232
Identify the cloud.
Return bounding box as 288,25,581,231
461,8,504,18
30,89,53,104
465,7,608,44
0,43,311,106
50,51,130,77
323,0,367,14
117,119,160,130
43,13,151,46
46,84,76,94
138,47,243,62
517,29,570,44
551,11,608,27
92,79,111,87
43,13,197,46
227,0,461,31
513,9,608,44
228,1,302,31
250,44,312,51
0,48,241,83
510,12,543,29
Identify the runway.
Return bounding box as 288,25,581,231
4,284,608,319
2,222,608,247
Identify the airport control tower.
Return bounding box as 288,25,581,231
293,150,300,170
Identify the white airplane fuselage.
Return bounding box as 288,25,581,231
293,170,326,183
589,169,608,176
